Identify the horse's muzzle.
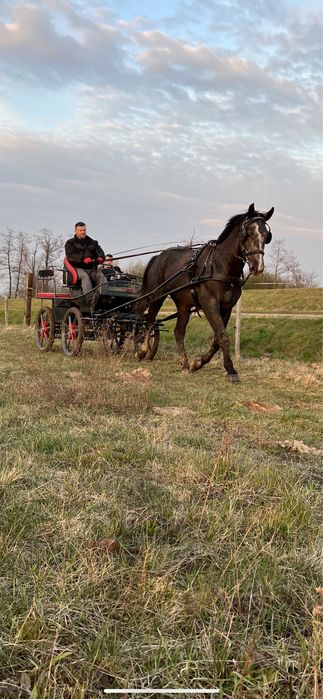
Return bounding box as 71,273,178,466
248,257,264,275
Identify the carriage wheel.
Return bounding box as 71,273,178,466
61,307,84,356
146,325,160,360
35,306,55,352
102,320,126,354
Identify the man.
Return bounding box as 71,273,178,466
65,222,106,297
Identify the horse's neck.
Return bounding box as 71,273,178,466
215,227,244,277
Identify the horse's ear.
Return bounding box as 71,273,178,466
264,206,274,221
247,203,255,217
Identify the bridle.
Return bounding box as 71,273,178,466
240,216,272,259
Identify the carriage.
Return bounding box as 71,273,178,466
34,259,160,358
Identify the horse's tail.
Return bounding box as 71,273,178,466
141,255,158,290
134,254,159,314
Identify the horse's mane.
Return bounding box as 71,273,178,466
215,211,247,245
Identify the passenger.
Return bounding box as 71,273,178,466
65,222,106,297
100,254,122,279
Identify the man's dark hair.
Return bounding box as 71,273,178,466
75,221,86,229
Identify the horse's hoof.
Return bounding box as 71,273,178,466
226,373,241,383
180,362,190,371
189,359,202,372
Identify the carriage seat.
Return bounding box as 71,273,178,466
63,258,81,288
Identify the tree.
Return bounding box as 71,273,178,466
268,239,317,287
125,260,146,279
13,231,29,297
0,228,15,297
37,228,64,270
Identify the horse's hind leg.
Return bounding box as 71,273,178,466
190,307,240,382
174,305,191,370
190,336,220,373
136,299,163,360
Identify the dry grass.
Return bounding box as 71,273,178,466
0,327,322,698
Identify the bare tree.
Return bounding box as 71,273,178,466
268,239,317,287
37,228,64,269
0,228,15,297
125,260,146,278
13,231,29,297
24,237,39,276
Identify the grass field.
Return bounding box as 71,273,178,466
0,290,322,366
0,288,322,325
0,326,322,698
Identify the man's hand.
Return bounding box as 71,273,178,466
97,257,104,263
83,257,92,264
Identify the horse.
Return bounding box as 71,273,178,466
134,203,274,382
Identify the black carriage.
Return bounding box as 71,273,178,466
34,259,160,358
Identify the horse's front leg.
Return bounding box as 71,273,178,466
190,306,240,382
173,305,191,370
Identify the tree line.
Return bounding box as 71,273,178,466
245,239,317,288
0,228,64,297
0,228,317,297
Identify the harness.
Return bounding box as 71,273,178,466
94,215,270,318
240,217,272,259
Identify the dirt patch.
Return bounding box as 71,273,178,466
116,368,152,382
153,406,194,417
244,401,282,413
87,537,121,554
286,364,323,387
311,363,323,377
278,439,323,456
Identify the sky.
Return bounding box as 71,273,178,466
0,0,322,281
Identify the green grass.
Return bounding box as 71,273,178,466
0,328,322,697
159,315,322,364
162,288,323,316
1,292,322,366
0,288,322,326
240,288,323,314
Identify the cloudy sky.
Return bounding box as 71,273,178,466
0,0,322,279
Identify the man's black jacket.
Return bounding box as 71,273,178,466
65,235,105,270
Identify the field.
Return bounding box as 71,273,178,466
0,317,322,698
0,289,322,365
1,288,322,324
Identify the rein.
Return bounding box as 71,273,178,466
96,217,268,318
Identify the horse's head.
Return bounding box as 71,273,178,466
241,203,274,275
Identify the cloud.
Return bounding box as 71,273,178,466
0,3,129,86
0,0,321,281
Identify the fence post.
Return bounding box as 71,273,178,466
23,272,34,327
234,296,241,360
4,296,9,326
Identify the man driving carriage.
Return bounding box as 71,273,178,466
65,222,106,297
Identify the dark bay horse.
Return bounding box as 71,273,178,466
134,203,274,382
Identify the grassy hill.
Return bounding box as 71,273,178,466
161,315,323,364
0,290,322,364
162,287,323,315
